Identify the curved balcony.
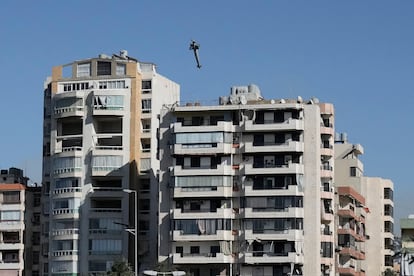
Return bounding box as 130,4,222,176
51,187,82,199
51,228,80,240
52,208,79,220
51,250,79,261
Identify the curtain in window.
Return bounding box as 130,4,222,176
54,157,82,171
1,211,20,221
140,158,151,171
90,239,122,252
77,63,91,77
176,132,224,144
92,156,122,170
175,176,232,187
220,241,232,255
141,99,152,110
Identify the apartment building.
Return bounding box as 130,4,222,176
40,51,179,275
400,215,414,275
335,135,395,275
24,184,42,276
158,85,335,276
0,168,27,276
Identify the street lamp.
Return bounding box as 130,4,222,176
143,270,185,276
123,189,138,276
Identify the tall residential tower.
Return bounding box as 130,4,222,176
40,51,179,275
158,85,335,276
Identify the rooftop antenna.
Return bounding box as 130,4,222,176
189,40,201,69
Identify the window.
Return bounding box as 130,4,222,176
176,246,183,257
350,167,357,177
142,99,152,113
139,199,150,214
32,251,40,265
142,80,152,92
3,191,20,203
1,211,20,221
116,63,126,76
190,246,200,254
384,188,393,200
34,193,41,207
89,239,122,255
77,63,91,77
97,61,111,76
98,80,126,89
190,157,200,168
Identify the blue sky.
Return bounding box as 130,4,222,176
1,1,413,232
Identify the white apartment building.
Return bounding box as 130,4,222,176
0,169,27,276
335,135,395,275
40,51,179,276
158,85,335,276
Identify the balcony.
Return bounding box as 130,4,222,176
244,229,303,241
52,187,82,199
51,250,79,261
337,228,365,242
172,121,235,134
173,186,234,198
244,207,304,219
244,252,304,265
244,181,303,197
243,118,304,132
53,91,85,119
51,228,79,240
52,208,79,219
172,143,235,155
337,206,365,223
173,208,235,220
171,164,234,177
173,252,234,264
244,141,304,153
339,247,365,260
173,230,236,242
243,162,304,175
92,93,125,116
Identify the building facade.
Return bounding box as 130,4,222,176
335,136,395,275
400,216,414,275
0,168,28,276
40,51,179,275
158,85,335,276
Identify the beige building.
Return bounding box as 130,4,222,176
0,168,27,276
158,86,335,275
335,136,395,275
40,51,179,275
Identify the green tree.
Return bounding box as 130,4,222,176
382,268,397,276
107,259,134,276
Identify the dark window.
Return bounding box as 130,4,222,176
3,191,20,204
176,246,183,257
384,188,393,200
190,246,199,254
97,61,111,76
350,167,357,177
142,80,152,90
190,157,200,168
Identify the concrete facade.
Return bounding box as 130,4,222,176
40,51,179,275
158,86,335,276
335,137,395,275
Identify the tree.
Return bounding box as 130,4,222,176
382,268,397,276
107,259,134,276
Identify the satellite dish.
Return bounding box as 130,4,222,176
240,95,247,105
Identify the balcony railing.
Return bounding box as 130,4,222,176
51,228,79,236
